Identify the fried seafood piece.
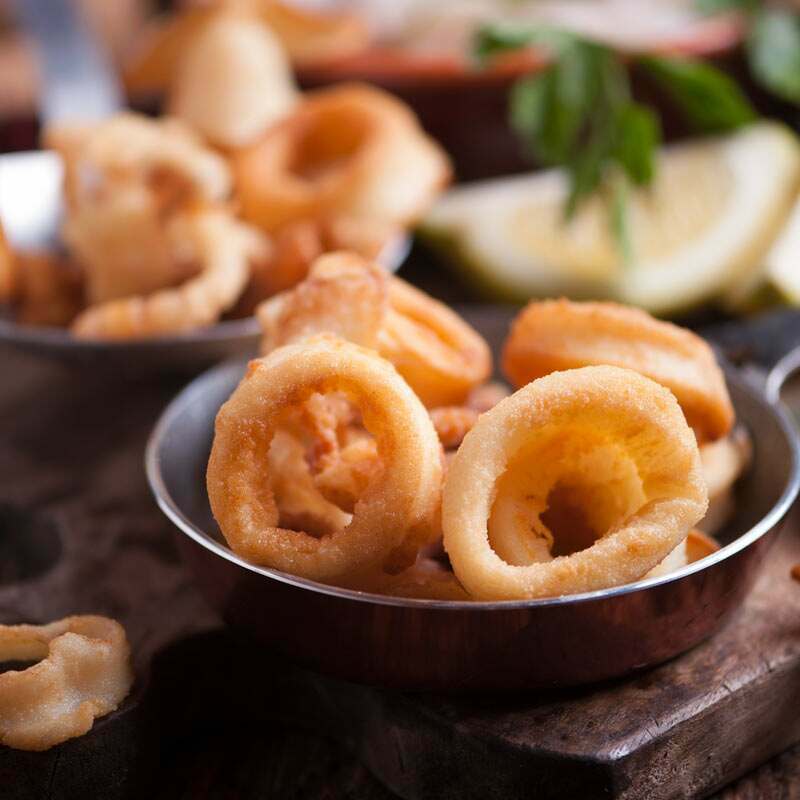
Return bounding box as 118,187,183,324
429,406,480,451
267,429,351,538
71,209,257,339
0,221,84,326
698,427,752,535
231,216,400,316
169,11,298,148
443,366,708,600
502,299,734,443
10,252,84,327
0,223,16,302
358,557,471,601
124,0,369,96
46,113,232,305
430,383,511,451
646,529,719,579
0,616,134,751
207,335,443,585
234,83,451,233
257,252,492,406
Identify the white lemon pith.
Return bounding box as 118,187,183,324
421,123,800,314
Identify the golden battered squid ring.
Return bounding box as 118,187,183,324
71,210,257,339
378,278,493,407
258,252,492,407
234,83,451,232
207,335,443,584
0,616,134,752
502,299,734,443
359,557,471,601
442,366,708,601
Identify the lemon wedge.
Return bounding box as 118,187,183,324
725,190,800,311
421,123,800,314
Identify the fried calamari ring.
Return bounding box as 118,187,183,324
234,83,451,232
207,335,443,584
502,300,734,442
378,278,493,407
0,616,133,752
258,252,492,406
699,427,752,535
443,366,708,600
360,557,470,601
48,113,231,209
646,529,719,578
258,250,388,351
71,210,256,339
169,12,298,148
124,1,368,95
48,114,232,305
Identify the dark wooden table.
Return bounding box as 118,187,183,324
4,263,800,797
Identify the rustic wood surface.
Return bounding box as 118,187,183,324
2,309,800,798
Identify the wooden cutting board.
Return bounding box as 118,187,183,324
1,326,800,800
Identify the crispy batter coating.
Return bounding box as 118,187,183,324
429,406,480,451
502,299,734,442
443,366,708,600
379,278,492,406
169,11,298,148
11,252,84,327
258,250,388,350
47,113,232,306
258,252,492,406
207,335,443,584
234,83,451,233
124,0,369,95
646,529,719,579
358,557,470,601
71,210,256,338
0,616,133,751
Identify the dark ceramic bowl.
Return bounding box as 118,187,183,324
146,361,799,691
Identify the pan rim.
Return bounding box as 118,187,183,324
145,358,800,611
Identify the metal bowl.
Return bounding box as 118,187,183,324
0,151,409,372
146,361,800,690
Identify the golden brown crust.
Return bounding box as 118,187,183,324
234,83,451,233
207,335,443,584
168,11,298,148
47,113,232,308
257,252,492,406
502,299,734,442
71,210,257,339
11,252,84,327
123,1,370,96
442,366,708,600
357,557,470,601
0,616,133,752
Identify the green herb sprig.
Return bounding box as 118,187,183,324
697,0,800,104
474,24,755,259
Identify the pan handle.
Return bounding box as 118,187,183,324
766,344,800,407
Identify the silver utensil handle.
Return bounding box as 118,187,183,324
12,0,123,122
